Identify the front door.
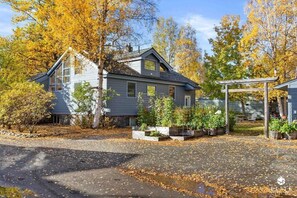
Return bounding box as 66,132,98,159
184,95,191,107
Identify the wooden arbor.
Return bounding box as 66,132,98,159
217,77,279,138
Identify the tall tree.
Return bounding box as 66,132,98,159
174,24,203,85
202,15,248,113
2,0,62,73
47,0,156,128
0,36,28,91
242,0,297,117
152,17,179,65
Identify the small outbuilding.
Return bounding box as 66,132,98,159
275,79,297,122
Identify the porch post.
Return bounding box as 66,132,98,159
225,84,230,134
264,82,269,138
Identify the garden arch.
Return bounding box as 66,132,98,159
217,77,279,138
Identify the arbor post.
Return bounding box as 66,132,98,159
225,84,230,134
264,82,269,138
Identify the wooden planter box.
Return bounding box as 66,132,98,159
143,136,169,141
186,130,204,137
208,128,217,136
269,131,282,140
217,127,225,135
283,132,297,140
170,135,193,141
148,126,179,136
132,130,150,140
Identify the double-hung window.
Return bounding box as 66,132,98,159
147,85,156,97
127,82,136,97
169,86,176,99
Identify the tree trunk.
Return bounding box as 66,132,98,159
283,97,287,117
92,0,108,129
240,99,246,116
277,96,284,118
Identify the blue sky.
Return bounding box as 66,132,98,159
0,0,247,52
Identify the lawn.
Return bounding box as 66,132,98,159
232,121,264,136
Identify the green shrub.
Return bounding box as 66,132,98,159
140,123,148,131
72,82,95,128
149,130,162,137
206,113,225,129
0,82,54,133
174,107,191,128
269,118,284,132
280,122,295,134
161,97,175,127
188,106,205,130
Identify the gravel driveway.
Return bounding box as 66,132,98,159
0,135,297,197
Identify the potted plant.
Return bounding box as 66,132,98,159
279,121,294,139
269,119,283,139
206,114,221,136
282,122,297,140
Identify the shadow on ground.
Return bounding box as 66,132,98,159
0,144,138,197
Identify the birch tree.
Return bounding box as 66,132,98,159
174,24,203,85
242,0,297,117
47,0,156,128
152,17,179,65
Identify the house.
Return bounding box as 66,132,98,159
275,79,297,123
33,47,200,126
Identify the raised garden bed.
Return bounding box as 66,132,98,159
143,136,170,141
147,126,180,136
170,135,194,141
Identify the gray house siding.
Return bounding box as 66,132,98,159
288,84,297,122
105,77,195,116
48,54,107,115
35,48,199,123
141,54,161,77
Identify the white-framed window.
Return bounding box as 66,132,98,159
49,56,71,92
74,56,83,75
168,86,176,99
147,85,156,97
127,82,136,97
144,60,156,71
184,95,191,107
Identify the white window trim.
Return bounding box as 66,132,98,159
184,95,191,107
168,85,176,100
147,85,156,97
127,81,137,98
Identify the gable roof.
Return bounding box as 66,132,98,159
275,78,297,91
45,48,200,89
116,47,173,71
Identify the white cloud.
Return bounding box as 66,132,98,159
181,14,220,53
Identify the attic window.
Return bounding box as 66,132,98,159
74,57,83,75
144,60,156,71
49,59,71,92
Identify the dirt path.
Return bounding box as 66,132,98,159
0,133,297,197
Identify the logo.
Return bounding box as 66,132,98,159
277,176,285,186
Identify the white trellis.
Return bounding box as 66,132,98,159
217,77,279,138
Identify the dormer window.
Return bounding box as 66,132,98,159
144,60,156,71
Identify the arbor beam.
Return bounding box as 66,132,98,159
221,88,271,93
218,77,278,85
264,82,269,138
225,85,230,134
